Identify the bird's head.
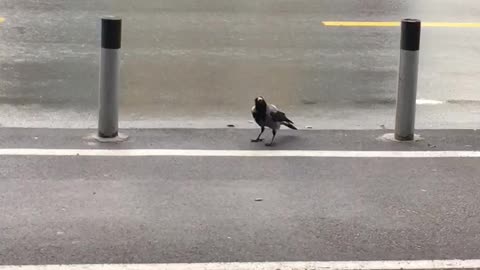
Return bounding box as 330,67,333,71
254,96,267,110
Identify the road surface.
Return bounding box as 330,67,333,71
1,128,480,265
0,0,479,128
1,0,480,268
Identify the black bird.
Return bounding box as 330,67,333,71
251,96,297,146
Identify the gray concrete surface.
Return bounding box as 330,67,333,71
0,0,479,128
0,128,479,151
0,128,480,265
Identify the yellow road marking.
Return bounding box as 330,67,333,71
323,21,400,27
323,21,480,28
0,17,5,23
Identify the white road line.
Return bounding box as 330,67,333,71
0,148,479,158
2,260,480,270
416,99,444,105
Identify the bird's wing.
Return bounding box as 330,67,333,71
251,106,258,120
251,106,263,126
270,110,294,124
268,104,293,123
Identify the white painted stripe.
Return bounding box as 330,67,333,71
0,148,479,158
2,260,480,270
416,99,444,105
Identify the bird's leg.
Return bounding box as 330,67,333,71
265,129,277,146
251,126,265,142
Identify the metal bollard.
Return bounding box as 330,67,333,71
395,19,421,141
98,17,122,138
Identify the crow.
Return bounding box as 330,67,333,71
251,96,297,146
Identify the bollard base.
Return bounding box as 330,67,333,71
379,133,423,143
93,132,128,143
395,133,414,141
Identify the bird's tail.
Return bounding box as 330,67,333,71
282,122,298,130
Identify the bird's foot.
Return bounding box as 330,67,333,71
251,138,264,142
265,142,275,147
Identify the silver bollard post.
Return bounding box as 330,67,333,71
395,19,421,141
98,17,122,139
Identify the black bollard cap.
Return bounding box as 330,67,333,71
401,19,421,51
101,17,122,49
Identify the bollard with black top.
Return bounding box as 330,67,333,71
395,19,421,141
98,16,122,139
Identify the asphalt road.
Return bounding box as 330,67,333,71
1,128,480,265
0,0,479,128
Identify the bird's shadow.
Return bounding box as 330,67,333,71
272,135,299,147
251,134,299,149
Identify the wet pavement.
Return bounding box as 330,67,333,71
0,0,479,128
1,1,480,266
